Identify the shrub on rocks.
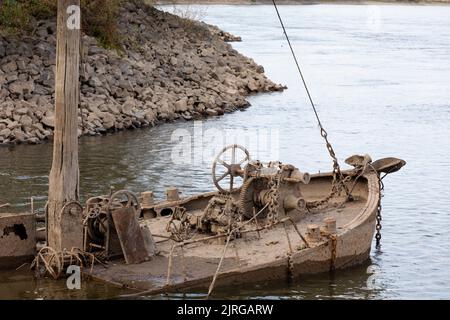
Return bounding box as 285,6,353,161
0,0,136,48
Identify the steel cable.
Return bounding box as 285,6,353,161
271,0,350,197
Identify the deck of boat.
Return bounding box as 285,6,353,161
89,196,367,294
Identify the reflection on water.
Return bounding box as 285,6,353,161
2,4,450,299
212,261,381,300
0,261,380,300
0,269,125,300
140,260,381,300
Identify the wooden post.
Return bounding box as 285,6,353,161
47,0,82,251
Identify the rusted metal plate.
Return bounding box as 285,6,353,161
141,224,157,257
111,207,151,264
371,157,406,174
60,201,84,250
0,213,36,269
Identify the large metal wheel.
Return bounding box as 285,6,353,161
84,196,109,244
212,144,250,194
108,190,141,218
84,191,141,246
239,177,270,219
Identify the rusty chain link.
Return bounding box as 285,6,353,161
272,0,351,202
328,234,337,271
287,252,294,282
321,128,351,199
266,173,281,223
375,176,385,249
166,206,195,242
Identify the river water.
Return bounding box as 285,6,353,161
1,4,450,299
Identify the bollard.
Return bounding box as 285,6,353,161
166,187,180,202
306,224,321,242
141,191,155,207
324,217,337,234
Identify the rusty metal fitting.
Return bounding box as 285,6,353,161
323,217,337,234
283,195,307,211
306,224,321,242
290,169,311,184
141,191,155,207
165,187,180,202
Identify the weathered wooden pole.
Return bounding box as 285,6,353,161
47,0,82,251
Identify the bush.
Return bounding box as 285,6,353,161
80,0,122,49
0,1,26,33
0,0,56,33
0,0,129,49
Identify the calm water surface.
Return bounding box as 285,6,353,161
1,4,450,299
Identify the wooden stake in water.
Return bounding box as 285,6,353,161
47,0,82,251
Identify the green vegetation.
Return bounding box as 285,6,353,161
80,0,123,49
0,0,56,33
0,0,142,49
0,0,47,33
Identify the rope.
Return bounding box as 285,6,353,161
31,246,103,280
271,0,350,197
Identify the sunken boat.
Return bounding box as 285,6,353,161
0,144,405,296
0,1,406,298
79,145,405,296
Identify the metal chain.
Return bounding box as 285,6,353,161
322,128,351,198
166,207,194,242
307,174,353,211
266,174,281,223
287,252,294,282
272,0,350,200
329,234,337,271
282,221,295,282
375,177,385,249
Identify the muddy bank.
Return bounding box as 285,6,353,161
0,3,284,145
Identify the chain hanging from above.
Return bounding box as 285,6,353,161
271,0,351,200
375,175,385,249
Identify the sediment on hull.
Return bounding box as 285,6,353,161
86,171,379,296
180,249,373,294
88,248,373,296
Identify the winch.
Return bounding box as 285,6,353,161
197,144,311,235
83,190,156,263
238,160,310,219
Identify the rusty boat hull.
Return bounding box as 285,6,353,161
88,169,381,296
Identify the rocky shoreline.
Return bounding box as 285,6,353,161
0,3,284,145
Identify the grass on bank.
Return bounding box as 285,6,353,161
0,0,148,49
